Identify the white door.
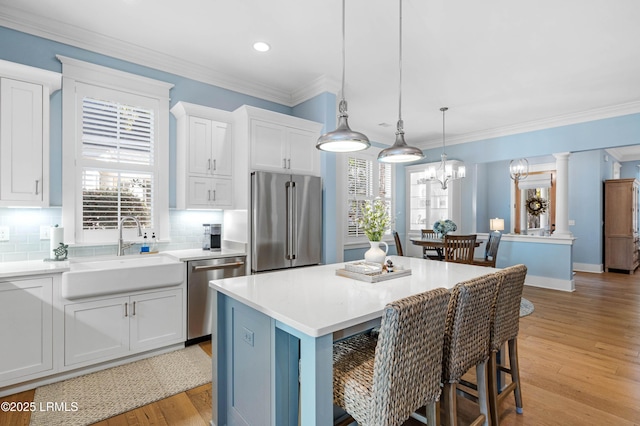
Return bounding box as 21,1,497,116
188,116,212,175
64,296,130,366
211,178,233,208
211,120,233,177
0,78,44,204
0,277,53,385
130,289,183,351
188,176,214,208
287,127,319,175
250,119,287,172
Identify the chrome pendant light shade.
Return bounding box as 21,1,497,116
316,100,370,152
316,0,370,153
378,120,424,163
378,0,424,163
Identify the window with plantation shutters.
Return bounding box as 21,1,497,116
60,56,172,246
346,154,394,239
80,96,155,231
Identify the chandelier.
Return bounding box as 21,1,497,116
426,107,465,189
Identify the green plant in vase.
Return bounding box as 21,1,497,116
359,199,391,264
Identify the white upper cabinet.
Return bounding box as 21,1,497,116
0,60,61,207
171,101,234,209
233,105,323,210
241,107,322,176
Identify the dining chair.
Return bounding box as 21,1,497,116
444,234,477,264
472,232,503,268
420,229,440,260
393,230,404,256
333,288,450,426
488,264,528,425
441,272,499,426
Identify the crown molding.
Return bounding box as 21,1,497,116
290,75,341,106
0,6,296,106
417,101,640,150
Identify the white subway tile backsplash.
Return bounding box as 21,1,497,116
0,208,224,262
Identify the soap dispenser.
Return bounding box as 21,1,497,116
141,232,149,253
150,232,158,252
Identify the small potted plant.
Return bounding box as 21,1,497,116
359,199,391,264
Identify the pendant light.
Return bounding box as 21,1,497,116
378,0,424,163
509,158,529,182
426,107,466,189
316,0,370,153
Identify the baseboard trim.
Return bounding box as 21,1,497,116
573,262,603,273
525,274,575,292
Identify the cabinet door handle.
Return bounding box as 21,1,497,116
132,301,136,316
35,180,39,195
213,159,216,171
213,190,216,201
208,189,211,201
124,302,128,317
282,158,287,169
287,159,291,169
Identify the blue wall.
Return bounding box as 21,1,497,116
4,25,640,270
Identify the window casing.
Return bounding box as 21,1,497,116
60,56,172,244
345,151,394,241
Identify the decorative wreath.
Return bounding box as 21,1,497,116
525,196,548,216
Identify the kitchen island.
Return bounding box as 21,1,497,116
209,256,499,426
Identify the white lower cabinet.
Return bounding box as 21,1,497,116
64,288,183,367
0,277,53,386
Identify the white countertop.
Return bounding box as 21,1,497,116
0,259,70,278
0,248,246,279
163,248,246,261
209,256,498,337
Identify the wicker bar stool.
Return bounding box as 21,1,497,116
441,273,499,426
487,264,528,425
333,288,450,426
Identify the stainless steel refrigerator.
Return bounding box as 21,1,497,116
251,171,322,273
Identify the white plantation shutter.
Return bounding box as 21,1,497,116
347,155,394,238
82,98,154,166
82,169,153,230
79,95,156,231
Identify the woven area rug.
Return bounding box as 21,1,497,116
520,297,535,317
30,345,211,426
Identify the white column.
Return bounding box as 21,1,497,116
553,152,572,237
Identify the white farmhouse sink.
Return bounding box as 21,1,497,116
62,254,185,300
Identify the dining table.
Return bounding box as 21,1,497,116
410,236,482,260
208,255,498,426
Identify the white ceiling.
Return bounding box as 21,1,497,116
2,0,640,150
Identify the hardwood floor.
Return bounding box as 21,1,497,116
2,271,640,425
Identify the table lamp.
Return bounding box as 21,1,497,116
490,218,504,234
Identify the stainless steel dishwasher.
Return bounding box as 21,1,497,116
186,255,246,344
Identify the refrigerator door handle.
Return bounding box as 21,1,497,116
291,182,297,259
285,181,293,260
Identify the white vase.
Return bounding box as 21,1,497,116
364,240,388,265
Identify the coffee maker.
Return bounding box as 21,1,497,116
210,224,221,251
202,224,222,251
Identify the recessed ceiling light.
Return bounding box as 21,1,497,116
253,41,271,52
